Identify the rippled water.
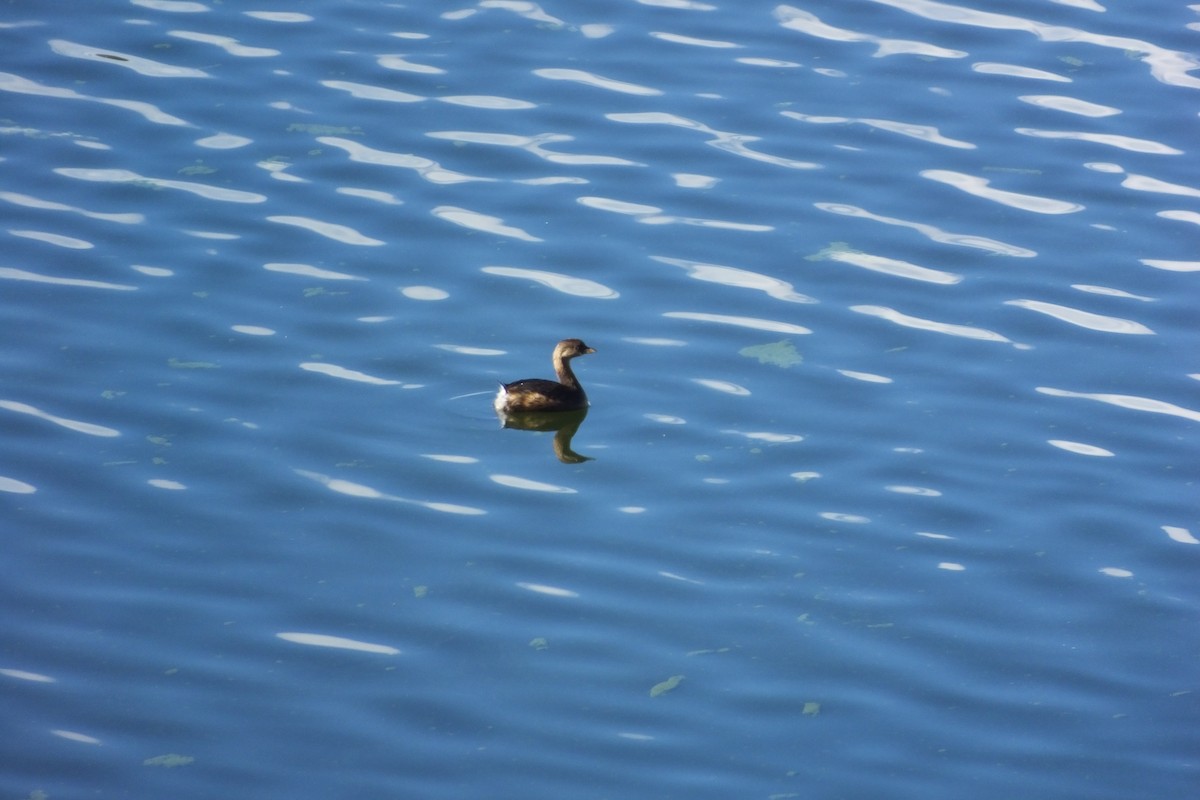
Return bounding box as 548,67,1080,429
3,2,1198,798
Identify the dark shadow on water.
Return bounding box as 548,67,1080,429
496,407,592,464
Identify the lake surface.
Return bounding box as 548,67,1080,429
3,1,1198,798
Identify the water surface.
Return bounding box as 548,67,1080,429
3,1,1198,798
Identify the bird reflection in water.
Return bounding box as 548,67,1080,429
495,407,592,463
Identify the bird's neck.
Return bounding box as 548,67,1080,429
554,355,581,390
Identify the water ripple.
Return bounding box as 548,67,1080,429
1017,95,1119,117
851,305,1013,343
1015,128,1183,155
1119,172,1200,198
1083,162,1200,199
1004,299,1154,334
9,230,92,249
922,170,1083,214
491,474,577,493
167,30,280,57
652,256,814,301
131,0,209,12
482,266,618,298
438,94,534,109
0,475,38,494
54,168,266,203
266,215,384,246
722,430,805,443
692,378,751,396
402,286,450,301
0,267,136,291
298,363,410,386
665,311,812,335
264,262,366,280
1047,440,1114,457
467,2,567,27
318,137,495,184
0,667,54,681
321,80,424,103
0,399,120,437
0,71,191,126
815,203,1035,257
1163,526,1199,545
1036,387,1200,423
0,190,144,223
782,111,975,149
533,68,662,96
276,632,400,656
816,247,963,285
775,5,966,59
1072,285,1154,302
377,54,445,75
651,31,742,49
434,206,541,241
515,582,579,598
295,468,485,514
972,62,1071,82
49,39,209,77
838,369,893,384
1140,259,1200,273
580,196,773,231
427,130,641,167
196,132,253,149
243,10,312,23
608,111,819,169
1157,210,1200,226
869,0,1200,88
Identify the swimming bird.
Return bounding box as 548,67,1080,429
494,338,595,413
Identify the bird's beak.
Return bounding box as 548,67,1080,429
585,347,596,354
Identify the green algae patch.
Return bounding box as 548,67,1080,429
739,339,802,368
805,241,855,262
144,753,194,768
649,674,685,697
167,357,218,369
178,163,215,176
288,123,363,136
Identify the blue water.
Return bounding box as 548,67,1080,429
3,1,1197,798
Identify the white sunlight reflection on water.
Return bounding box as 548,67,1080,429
266,215,385,246
0,400,120,437
276,632,400,655
652,256,814,301
1004,300,1154,334
921,170,1084,214
298,363,406,386
1036,388,1200,422
665,312,811,335
516,582,580,598
433,206,542,241
490,475,577,493
295,469,486,515
0,267,136,291
54,168,265,202
850,306,1013,343
1047,440,1114,457
0,476,37,494
482,266,618,298
264,262,366,280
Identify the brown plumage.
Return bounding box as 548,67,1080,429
494,338,595,413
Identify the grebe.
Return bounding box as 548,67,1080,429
494,338,595,413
